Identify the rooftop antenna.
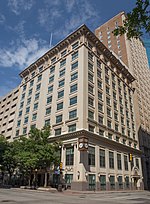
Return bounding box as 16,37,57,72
49,33,53,48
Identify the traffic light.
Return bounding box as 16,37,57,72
129,153,133,162
60,162,63,170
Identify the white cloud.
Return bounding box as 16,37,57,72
54,0,99,38
0,38,49,70
0,13,5,24
8,0,34,15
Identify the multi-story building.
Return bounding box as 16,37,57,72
95,12,150,190
0,87,19,140
0,24,143,191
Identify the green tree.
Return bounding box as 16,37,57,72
14,126,60,187
0,135,8,167
113,0,150,39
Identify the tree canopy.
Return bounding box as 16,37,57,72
0,126,61,186
113,0,150,39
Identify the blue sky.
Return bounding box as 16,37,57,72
0,0,149,98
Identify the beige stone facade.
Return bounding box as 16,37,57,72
0,87,19,140
95,12,150,190
0,25,143,190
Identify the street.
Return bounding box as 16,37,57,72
0,188,150,204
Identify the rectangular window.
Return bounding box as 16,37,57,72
72,51,78,61
24,116,28,124
58,90,64,99
55,128,61,136
47,96,52,104
45,119,50,126
66,147,74,165
37,75,42,82
69,109,77,119
27,97,31,105
21,93,25,100
88,84,93,94
56,115,62,123
68,124,76,132
23,127,27,135
100,175,106,190
30,80,34,87
71,72,78,81
71,61,78,71
59,79,65,87
89,125,94,132
88,62,93,72
59,68,65,77
70,84,77,93
16,130,19,136
36,83,41,92
106,97,111,106
50,66,55,74
26,106,30,114
107,108,111,117
60,59,66,68
17,120,21,127
72,41,79,49
57,102,63,110
70,96,77,106
98,103,103,112
35,93,40,101
109,176,115,190
48,85,53,94
31,72,35,77
100,149,105,168
28,89,32,96
51,56,56,64
109,151,114,169
118,176,123,189
97,60,101,69
49,75,54,83
98,80,102,89
117,153,122,170
23,85,26,92
46,107,51,115
20,101,24,109
125,176,130,189
124,155,128,171
88,52,93,61
107,120,111,128
98,91,102,100
38,66,43,72
61,49,67,57
97,69,101,78
105,76,109,85
88,97,94,107
88,110,94,119
88,73,93,82
33,103,38,111
88,146,95,166
98,115,103,124
18,110,22,117
32,113,37,121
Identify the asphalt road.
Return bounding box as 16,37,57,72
0,188,150,204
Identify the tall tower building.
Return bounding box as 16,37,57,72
0,25,143,191
95,12,150,190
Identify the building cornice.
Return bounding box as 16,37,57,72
19,24,135,83
48,129,142,156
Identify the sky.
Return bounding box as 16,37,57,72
0,0,149,98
